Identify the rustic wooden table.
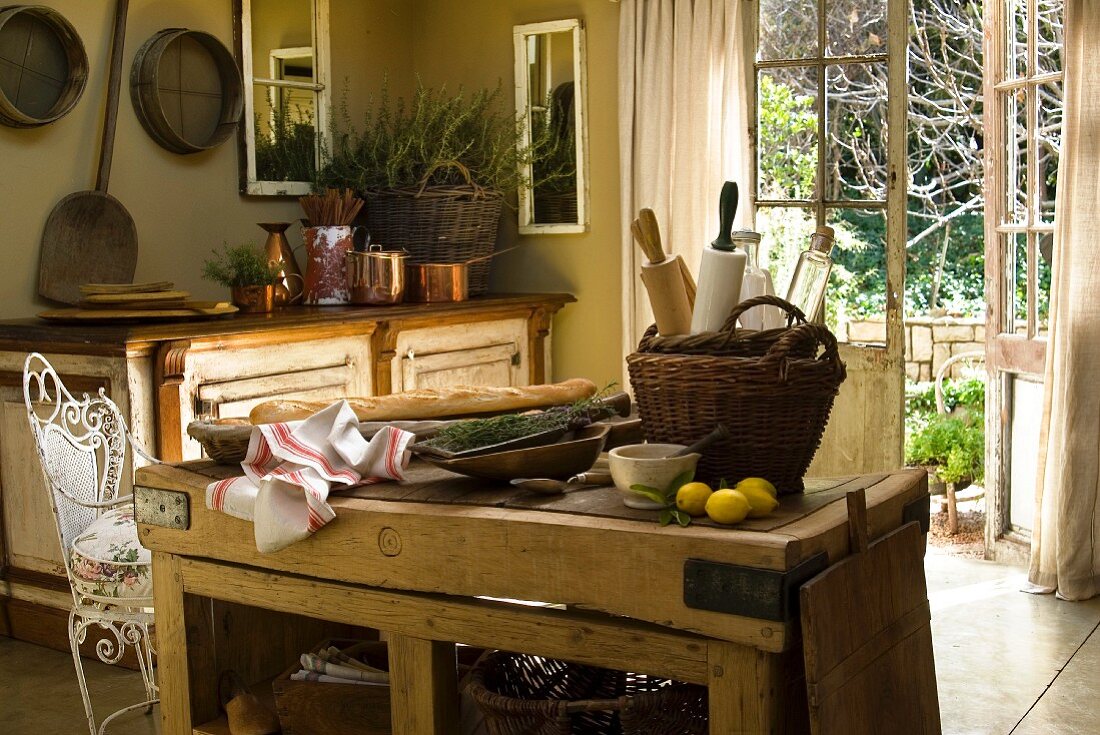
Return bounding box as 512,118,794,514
135,460,929,735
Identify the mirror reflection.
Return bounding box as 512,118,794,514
240,0,329,195
515,20,587,233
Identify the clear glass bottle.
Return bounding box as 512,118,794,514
738,234,773,330
784,226,836,320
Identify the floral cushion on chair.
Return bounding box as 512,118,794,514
69,506,153,601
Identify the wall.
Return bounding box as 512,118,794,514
0,0,414,318
411,0,623,387
846,316,986,382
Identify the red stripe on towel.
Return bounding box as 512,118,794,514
271,423,358,482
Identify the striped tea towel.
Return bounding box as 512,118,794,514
206,400,414,553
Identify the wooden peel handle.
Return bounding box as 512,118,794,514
96,0,129,193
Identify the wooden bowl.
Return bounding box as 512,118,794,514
416,424,610,482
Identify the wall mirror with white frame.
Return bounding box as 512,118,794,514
513,19,589,234
234,0,330,196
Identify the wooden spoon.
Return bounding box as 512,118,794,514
631,218,664,263
636,209,697,307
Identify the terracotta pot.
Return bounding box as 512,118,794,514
231,285,276,314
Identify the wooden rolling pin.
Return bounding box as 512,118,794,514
633,209,694,336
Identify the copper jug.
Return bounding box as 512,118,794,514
259,222,303,305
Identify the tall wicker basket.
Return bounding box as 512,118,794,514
364,185,503,296
626,295,847,493
466,651,708,734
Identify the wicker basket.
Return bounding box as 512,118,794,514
533,190,577,224
627,295,847,493
364,185,503,296
186,418,252,464
466,651,707,735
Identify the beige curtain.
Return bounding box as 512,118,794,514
1028,0,1100,601
617,0,753,357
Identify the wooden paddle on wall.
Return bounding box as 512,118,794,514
38,0,137,304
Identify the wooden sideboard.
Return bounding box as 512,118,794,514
0,294,572,655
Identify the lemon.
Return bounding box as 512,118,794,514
735,477,778,499
705,488,751,525
675,482,713,517
737,485,779,518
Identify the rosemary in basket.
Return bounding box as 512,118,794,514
422,391,615,454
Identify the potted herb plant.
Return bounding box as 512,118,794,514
202,244,282,313
315,83,534,296
905,378,985,535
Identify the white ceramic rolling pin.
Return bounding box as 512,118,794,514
634,208,694,336
691,181,747,334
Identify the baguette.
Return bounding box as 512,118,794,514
249,379,598,425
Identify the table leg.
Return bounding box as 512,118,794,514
387,632,459,734
708,640,780,734
151,552,192,735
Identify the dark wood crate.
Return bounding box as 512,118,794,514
272,639,392,735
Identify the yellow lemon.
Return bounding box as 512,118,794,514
705,488,751,525
737,485,779,518
675,482,713,517
735,477,778,499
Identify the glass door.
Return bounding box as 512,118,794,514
750,0,908,475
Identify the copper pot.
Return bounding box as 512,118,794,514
404,262,469,303
231,284,276,313
347,246,407,305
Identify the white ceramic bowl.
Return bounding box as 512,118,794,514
608,443,701,509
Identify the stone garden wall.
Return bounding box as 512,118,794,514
845,316,986,382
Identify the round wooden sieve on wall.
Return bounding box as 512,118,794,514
0,5,88,128
129,28,243,154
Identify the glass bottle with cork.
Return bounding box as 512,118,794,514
784,225,836,321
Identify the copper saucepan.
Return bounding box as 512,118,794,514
347,245,407,305
404,246,519,303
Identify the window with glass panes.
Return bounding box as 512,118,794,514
987,0,1063,359
751,0,904,345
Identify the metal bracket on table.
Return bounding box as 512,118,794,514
133,485,190,530
903,493,932,535
683,552,828,622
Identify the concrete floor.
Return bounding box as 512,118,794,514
1,550,1099,734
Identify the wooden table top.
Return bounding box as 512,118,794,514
136,460,928,652
0,293,574,349
184,458,900,534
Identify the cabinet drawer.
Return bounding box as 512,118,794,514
198,365,352,404
179,335,373,459
392,318,529,392
400,343,517,391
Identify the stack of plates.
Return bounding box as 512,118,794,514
38,282,238,322
80,281,190,310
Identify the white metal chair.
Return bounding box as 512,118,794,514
23,353,159,735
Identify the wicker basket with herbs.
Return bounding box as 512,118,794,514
316,84,530,295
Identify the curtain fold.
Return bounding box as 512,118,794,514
618,0,752,356
1028,0,1100,601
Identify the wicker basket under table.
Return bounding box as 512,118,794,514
466,651,708,734
627,295,847,493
